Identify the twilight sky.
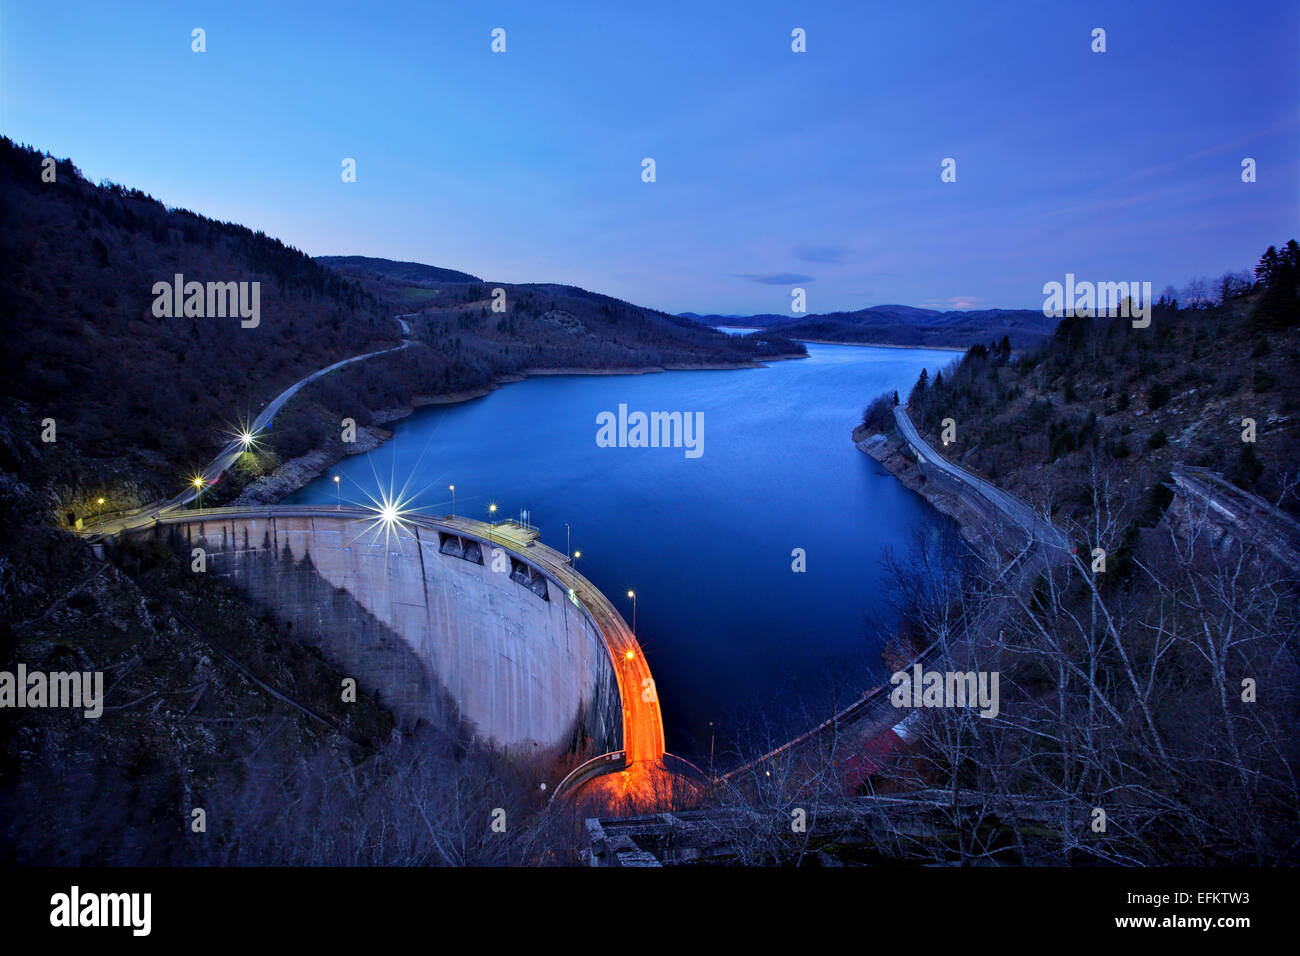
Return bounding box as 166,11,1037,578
3,0,1297,314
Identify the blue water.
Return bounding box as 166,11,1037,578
286,343,955,762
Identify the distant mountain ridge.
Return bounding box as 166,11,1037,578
683,305,1057,349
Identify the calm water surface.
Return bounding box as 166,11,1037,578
287,343,954,762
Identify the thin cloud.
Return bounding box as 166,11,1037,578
920,296,983,310
793,244,849,264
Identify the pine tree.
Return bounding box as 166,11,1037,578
1250,239,1300,331
1256,245,1280,286
907,368,930,412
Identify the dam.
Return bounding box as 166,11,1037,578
119,506,680,795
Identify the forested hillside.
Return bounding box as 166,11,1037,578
0,137,396,494
315,255,482,285
865,241,1300,539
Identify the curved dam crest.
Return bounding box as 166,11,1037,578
152,511,624,765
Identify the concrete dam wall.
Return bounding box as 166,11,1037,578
146,510,624,764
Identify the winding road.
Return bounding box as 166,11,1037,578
90,319,412,537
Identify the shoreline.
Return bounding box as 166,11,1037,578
236,352,808,505
715,326,968,353
850,423,999,552
802,338,967,352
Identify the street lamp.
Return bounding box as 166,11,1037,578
488,503,496,544
333,474,341,509
572,549,581,570
192,476,205,515
565,522,571,562
97,497,105,530
449,484,455,518
626,589,637,635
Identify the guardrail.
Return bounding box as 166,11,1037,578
895,405,1067,553
553,751,627,801
722,636,944,781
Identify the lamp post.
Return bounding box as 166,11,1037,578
626,589,637,636
565,522,571,562
449,484,455,519
333,474,341,509
193,477,205,515
488,503,496,544
572,549,581,570
97,497,105,531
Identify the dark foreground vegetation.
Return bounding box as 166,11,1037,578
0,517,586,865
615,514,1298,866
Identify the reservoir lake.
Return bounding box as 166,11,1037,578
287,341,954,763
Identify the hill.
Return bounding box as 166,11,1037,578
318,257,807,373
844,244,1300,866
0,137,398,506
315,255,482,285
